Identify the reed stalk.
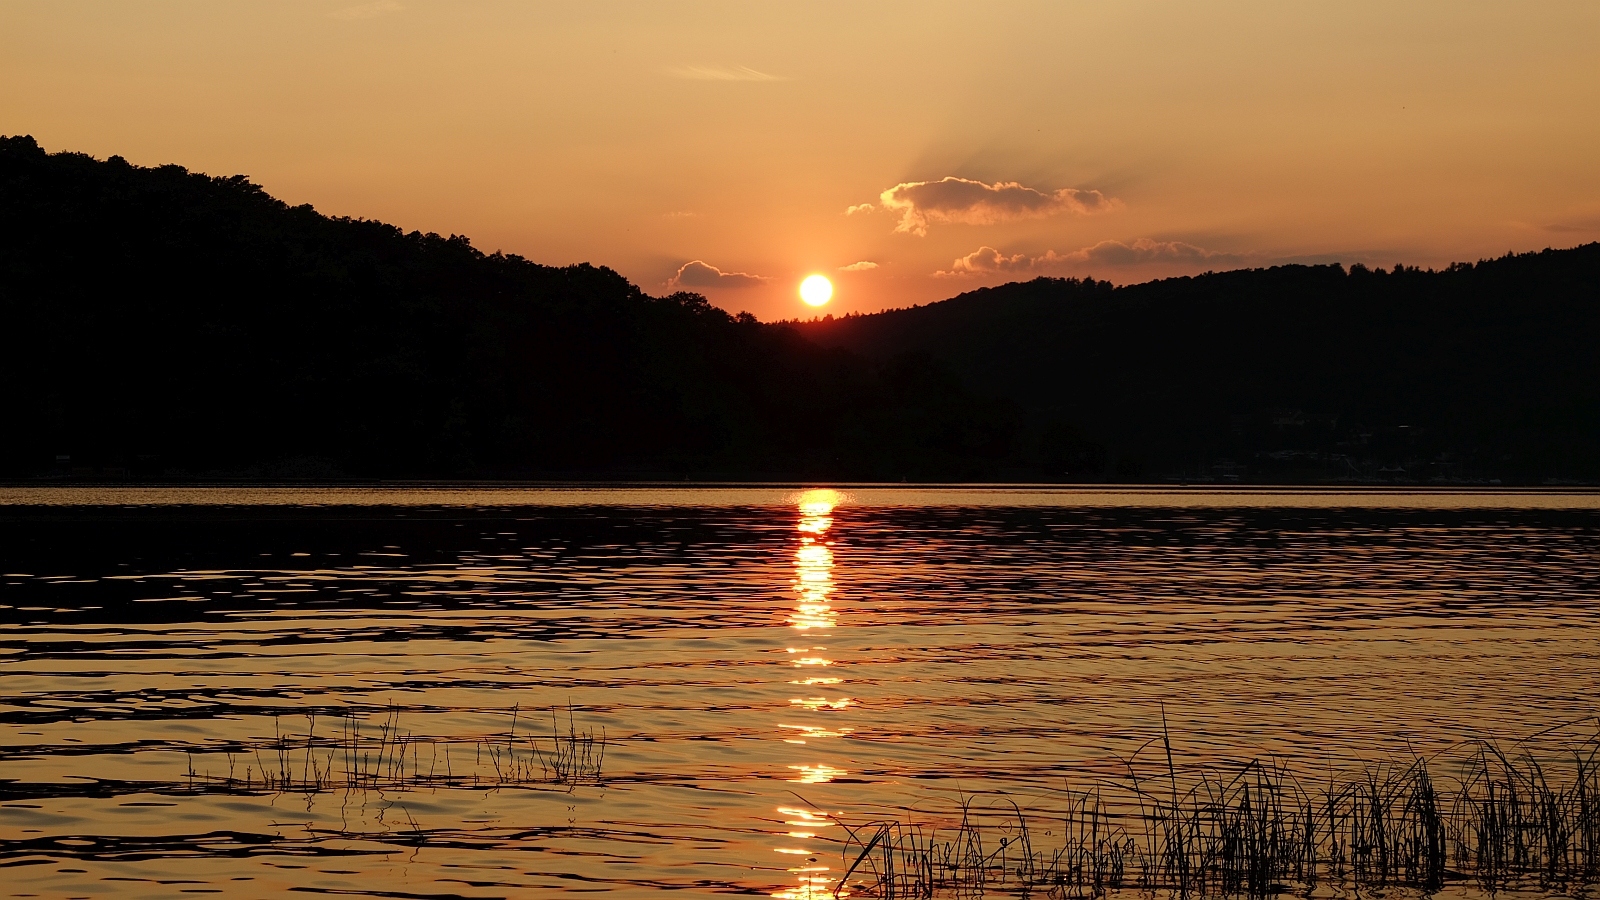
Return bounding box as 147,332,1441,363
180,704,606,794
835,719,1600,899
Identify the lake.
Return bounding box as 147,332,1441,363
3,487,1599,899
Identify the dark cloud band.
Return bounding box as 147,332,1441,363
873,177,1116,236
937,239,1239,276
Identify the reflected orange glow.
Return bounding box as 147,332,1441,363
779,723,854,744
773,490,853,899
789,696,854,711
788,763,847,783
772,875,847,900
789,490,841,631
796,489,843,518
777,806,834,827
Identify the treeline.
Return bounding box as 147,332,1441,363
0,136,1013,481
795,247,1600,483
5,134,1597,484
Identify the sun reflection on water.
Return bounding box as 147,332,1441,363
779,723,855,744
772,876,849,900
788,696,854,711
769,796,849,900
770,489,853,899
791,561,834,630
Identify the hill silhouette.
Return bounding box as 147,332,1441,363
0,136,1013,481
4,135,1597,484
794,248,1600,483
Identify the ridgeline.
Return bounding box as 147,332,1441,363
794,248,1600,483
0,136,1010,481
4,135,1597,483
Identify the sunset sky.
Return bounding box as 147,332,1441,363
5,1,1599,320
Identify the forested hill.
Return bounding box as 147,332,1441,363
5,135,1598,484
0,136,1013,481
793,246,1600,483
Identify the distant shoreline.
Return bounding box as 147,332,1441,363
4,482,1600,510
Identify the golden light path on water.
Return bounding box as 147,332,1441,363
7,489,1600,898
773,489,851,900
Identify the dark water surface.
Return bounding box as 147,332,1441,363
3,487,1599,899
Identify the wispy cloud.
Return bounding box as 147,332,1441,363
873,177,1117,236
1541,214,1600,234
845,203,875,216
839,261,878,271
1059,238,1228,267
936,239,1240,277
668,260,769,290
328,0,402,20
667,64,787,82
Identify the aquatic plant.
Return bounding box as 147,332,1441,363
484,705,606,787
182,704,606,794
833,719,1600,899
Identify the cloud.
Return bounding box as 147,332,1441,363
845,203,875,216
936,239,1240,277
328,0,402,20
1542,214,1600,234
875,177,1116,236
936,246,1032,277
667,64,787,82
668,260,769,290
1060,238,1227,266
839,261,878,271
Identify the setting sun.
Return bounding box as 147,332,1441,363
799,274,832,307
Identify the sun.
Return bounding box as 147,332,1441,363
799,274,833,307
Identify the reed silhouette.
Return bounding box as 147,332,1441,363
20,706,1600,897
831,723,1600,898
180,705,606,794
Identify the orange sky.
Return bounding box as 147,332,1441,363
4,1,1599,320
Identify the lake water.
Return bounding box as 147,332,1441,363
3,487,1599,899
